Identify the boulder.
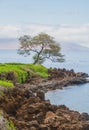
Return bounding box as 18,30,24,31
79,113,89,121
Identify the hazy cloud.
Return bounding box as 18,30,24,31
0,23,89,48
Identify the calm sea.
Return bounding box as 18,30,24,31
0,49,89,73
1,49,89,113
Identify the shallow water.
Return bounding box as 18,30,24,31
45,83,89,113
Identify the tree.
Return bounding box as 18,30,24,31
18,33,64,64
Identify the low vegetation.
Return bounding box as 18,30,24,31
0,63,48,87
6,120,16,130
0,80,14,88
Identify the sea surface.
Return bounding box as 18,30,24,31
1,49,89,113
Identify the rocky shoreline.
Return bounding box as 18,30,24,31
0,68,89,130
23,76,89,93
21,68,89,93
1,88,89,130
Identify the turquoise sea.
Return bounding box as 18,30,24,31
1,49,89,113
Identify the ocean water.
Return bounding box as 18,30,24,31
1,49,89,113
0,49,89,73
0,50,33,63
45,49,89,114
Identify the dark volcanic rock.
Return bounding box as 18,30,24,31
76,72,89,78
0,88,89,130
22,68,89,93
36,90,45,100
25,76,88,93
0,68,89,130
79,113,89,121
48,68,76,80
48,68,88,80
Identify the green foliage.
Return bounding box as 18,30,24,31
18,33,64,64
0,63,49,85
0,64,28,83
29,64,48,78
0,91,5,97
0,80,14,88
6,120,16,130
0,111,16,130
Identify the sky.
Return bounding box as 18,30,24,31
0,0,89,49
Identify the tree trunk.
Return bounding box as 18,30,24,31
33,55,40,64
33,45,44,64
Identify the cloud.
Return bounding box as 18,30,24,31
0,23,89,49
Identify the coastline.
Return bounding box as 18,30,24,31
21,68,89,93
1,87,89,130
0,66,89,130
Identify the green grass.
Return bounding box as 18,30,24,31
6,120,16,130
0,111,16,130
0,63,48,85
6,121,16,130
28,64,48,78
0,64,28,83
0,91,5,96
0,80,14,88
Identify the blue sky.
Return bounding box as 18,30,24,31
0,0,89,49
0,0,89,25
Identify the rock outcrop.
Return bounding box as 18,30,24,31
48,68,88,80
0,88,89,130
0,111,7,130
0,68,89,130
22,68,89,93
23,76,89,93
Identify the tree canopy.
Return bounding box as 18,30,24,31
18,33,64,64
